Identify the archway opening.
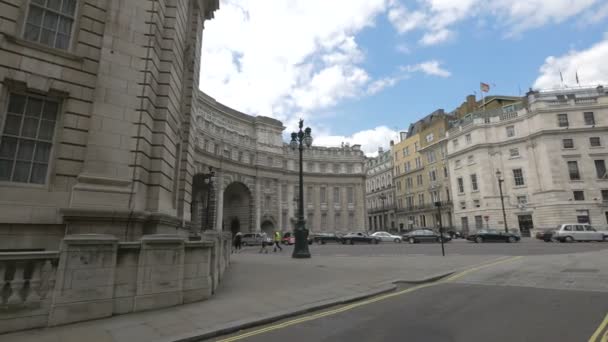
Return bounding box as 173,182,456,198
223,182,252,233
261,220,275,235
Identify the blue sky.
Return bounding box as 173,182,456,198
200,0,608,155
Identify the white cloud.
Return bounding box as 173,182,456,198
314,126,399,156
395,43,411,54
402,60,451,78
201,0,389,125
367,76,405,95
387,0,602,45
534,35,608,89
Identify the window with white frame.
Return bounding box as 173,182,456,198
457,177,464,193
562,139,574,149
513,168,525,186
427,151,436,163
347,187,354,204
584,112,595,126
506,125,515,137
429,169,437,182
24,0,77,50
470,174,478,191
333,187,340,203
509,148,520,158
416,174,423,186
1,93,59,184
557,113,569,127
590,137,601,147
415,157,422,168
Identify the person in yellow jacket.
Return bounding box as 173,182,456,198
273,231,283,252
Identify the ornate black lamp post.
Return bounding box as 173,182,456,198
290,119,313,258
496,169,509,233
435,201,445,257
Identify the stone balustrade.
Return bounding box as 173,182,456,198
0,232,231,334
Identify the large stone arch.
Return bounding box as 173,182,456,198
260,214,277,235
223,182,253,234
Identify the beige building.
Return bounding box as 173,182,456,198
447,86,608,236
0,0,366,251
365,147,396,232
392,131,419,231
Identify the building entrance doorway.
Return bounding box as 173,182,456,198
518,214,533,237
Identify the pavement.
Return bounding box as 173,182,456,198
3,241,608,342
1,250,498,342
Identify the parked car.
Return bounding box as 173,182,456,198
241,233,272,246
402,229,451,244
281,232,295,245
535,230,555,242
371,231,402,243
311,232,344,244
466,229,520,243
553,224,607,242
447,230,463,239
341,232,380,245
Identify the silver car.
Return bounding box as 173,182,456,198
371,231,402,243
553,224,605,242
241,233,272,246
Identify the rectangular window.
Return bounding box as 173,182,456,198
465,134,472,144
347,187,354,204
461,217,469,230
475,215,483,229
333,164,340,173
307,186,313,204
397,181,402,191
427,151,436,163
418,193,424,206
406,196,414,209
470,174,478,191
0,93,59,184
460,201,466,210
506,125,515,137
557,113,569,127
416,174,423,186
346,164,353,173
452,139,459,148
415,157,421,168
398,198,403,209
568,161,580,180
414,142,419,151
473,200,480,208
443,166,448,178
429,169,437,182
517,196,527,204
24,0,77,50
584,112,595,125
595,160,607,179
457,177,464,193
509,148,520,157
404,147,409,156
320,163,326,173
320,187,327,203
601,190,608,202
467,155,474,164
590,137,601,147
513,168,525,186
405,161,411,172
396,165,401,174
573,191,585,201
333,187,340,203
281,184,287,200
562,139,574,149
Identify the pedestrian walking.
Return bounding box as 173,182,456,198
259,232,269,253
273,231,283,252
233,232,242,253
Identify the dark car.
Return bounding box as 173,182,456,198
341,232,380,245
402,229,452,244
447,230,463,239
535,230,555,242
467,229,520,243
312,232,343,244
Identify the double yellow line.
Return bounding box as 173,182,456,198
589,312,608,342
215,256,523,342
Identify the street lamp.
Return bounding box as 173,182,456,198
203,166,215,232
496,169,509,233
379,193,387,230
435,201,445,257
290,119,313,258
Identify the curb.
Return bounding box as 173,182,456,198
171,271,457,342
171,284,397,342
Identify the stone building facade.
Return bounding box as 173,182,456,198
0,0,366,251
447,86,608,236
365,147,396,232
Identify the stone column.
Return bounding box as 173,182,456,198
215,172,224,231
48,234,118,326
202,231,220,292
254,178,262,232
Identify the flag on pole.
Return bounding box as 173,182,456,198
576,71,580,85
480,82,490,93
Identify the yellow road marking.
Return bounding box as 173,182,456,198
215,256,523,342
589,312,608,342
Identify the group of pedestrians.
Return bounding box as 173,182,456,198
232,231,283,253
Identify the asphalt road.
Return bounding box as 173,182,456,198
214,283,608,342
240,238,608,256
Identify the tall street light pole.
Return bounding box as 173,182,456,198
496,169,509,233
435,201,445,257
290,119,313,259
202,166,215,233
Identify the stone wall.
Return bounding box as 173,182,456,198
0,232,230,334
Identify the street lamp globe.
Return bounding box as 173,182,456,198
496,169,502,180
290,133,298,150
304,129,313,147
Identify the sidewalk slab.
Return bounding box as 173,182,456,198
1,254,496,342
